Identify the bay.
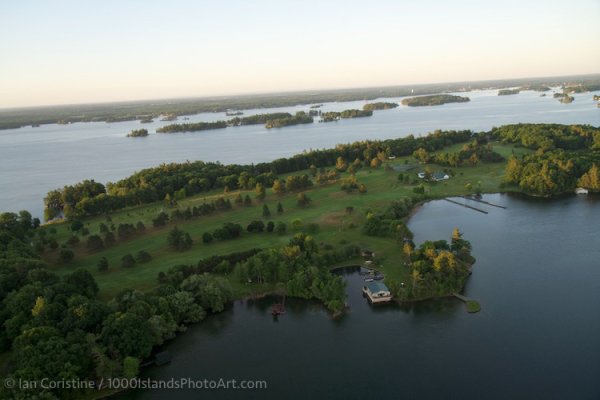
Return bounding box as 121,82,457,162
119,194,600,400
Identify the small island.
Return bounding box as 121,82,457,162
139,117,154,123
265,111,313,128
363,102,399,111
126,128,149,137
320,109,373,122
157,121,227,133
520,84,551,92
498,88,520,96
228,112,292,126
401,94,470,107
225,111,244,116
554,93,574,103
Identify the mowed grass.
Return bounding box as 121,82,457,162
42,142,523,300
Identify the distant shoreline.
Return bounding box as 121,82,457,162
1,73,599,130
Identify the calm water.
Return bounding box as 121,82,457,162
0,89,598,217
120,194,600,400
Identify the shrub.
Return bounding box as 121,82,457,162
59,249,74,263
202,232,213,244
86,234,104,251
121,254,136,268
97,257,109,272
135,250,152,263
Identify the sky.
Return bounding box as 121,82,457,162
0,0,599,108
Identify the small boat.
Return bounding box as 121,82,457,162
271,303,285,316
364,278,374,282
373,275,385,281
575,187,589,195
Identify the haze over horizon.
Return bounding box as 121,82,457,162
1,0,599,108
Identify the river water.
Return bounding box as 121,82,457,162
0,89,598,217
119,194,600,400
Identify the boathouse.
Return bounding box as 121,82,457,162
363,282,392,303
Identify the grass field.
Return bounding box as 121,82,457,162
42,142,527,300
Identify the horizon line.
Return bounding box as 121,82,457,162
1,72,599,112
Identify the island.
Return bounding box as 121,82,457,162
225,111,244,116
228,112,292,126
3,123,599,399
401,94,470,106
363,102,399,111
139,117,154,123
520,84,551,92
156,121,227,133
498,88,520,95
553,93,574,103
265,111,313,128
126,128,149,137
320,109,373,122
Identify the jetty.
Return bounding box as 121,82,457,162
452,293,481,313
443,198,488,214
463,196,507,209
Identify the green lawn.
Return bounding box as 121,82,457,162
42,142,522,300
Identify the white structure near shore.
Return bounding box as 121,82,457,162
575,187,589,195
363,282,392,303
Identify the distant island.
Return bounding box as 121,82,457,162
401,94,470,107
321,109,373,122
520,84,551,92
498,88,520,96
363,102,398,111
139,117,153,123
265,111,313,128
228,112,292,126
126,128,149,137
553,93,574,103
225,111,244,116
157,121,227,133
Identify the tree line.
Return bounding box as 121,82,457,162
494,124,600,195
43,129,477,220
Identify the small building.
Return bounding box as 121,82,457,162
417,171,450,182
363,282,392,303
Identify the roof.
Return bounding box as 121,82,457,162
366,281,389,293
433,172,448,179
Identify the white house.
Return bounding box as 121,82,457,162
417,171,450,182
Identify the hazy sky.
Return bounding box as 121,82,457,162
1,0,599,108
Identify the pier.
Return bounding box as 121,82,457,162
452,293,481,313
462,196,507,209
442,198,488,214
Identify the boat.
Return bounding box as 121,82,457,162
364,278,374,282
575,187,589,195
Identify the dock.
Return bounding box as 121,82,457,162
442,198,488,214
452,293,481,313
462,196,507,209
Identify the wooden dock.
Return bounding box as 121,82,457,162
463,196,507,209
442,198,488,214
